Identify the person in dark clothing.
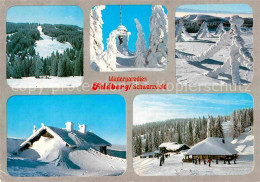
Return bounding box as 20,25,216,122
198,158,201,165
204,159,206,165
162,155,165,164
208,159,211,167
234,156,237,164
160,157,163,166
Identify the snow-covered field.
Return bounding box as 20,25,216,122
35,26,72,58
133,125,254,176
7,76,83,88
7,137,126,177
176,32,253,86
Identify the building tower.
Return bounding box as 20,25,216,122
116,5,131,56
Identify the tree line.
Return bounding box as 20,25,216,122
133,108,253,156
6,22,83,79
176,17,253,33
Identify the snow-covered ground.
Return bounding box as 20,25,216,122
176,32,253,86
7,76,83,88
108,53,165,72
7,137,126,177
35,26,72,58
133,125,254,176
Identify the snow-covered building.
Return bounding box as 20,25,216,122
185,137,238,160
13,122,111,155
116,5,131,56
159,142,190,153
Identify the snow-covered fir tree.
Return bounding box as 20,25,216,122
214,116,224,138
135,18,147,67
146,5,168,67
90,5,106,71
196,21,213,39
35,56,43,78
215,23,224,36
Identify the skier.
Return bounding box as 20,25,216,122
160,157,163,166
198,157,201,165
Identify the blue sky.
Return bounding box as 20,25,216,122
176,4,252,14
134,93,253,125
102,5,168,52
7,6,83,28
7,95,126,145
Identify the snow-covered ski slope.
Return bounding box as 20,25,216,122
35,26,73,58
7,136,126,177
133,125,254,176
176,32,253,86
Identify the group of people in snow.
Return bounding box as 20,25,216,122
191,156,237,167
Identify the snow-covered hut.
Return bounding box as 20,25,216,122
185,137,238,161
159,142,190,153
13,122,111,155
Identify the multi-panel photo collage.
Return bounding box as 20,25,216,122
0,1,259,182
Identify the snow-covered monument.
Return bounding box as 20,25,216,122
13,122,112,156
116,6,131,56
184,137,238,161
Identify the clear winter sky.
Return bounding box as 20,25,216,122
133,94,253,125
176,4,253,18
101,5,168,52
7,95,126,145
7,6,83,28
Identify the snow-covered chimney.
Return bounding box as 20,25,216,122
78,123,87,134
65,121,74,132
33,125,37,134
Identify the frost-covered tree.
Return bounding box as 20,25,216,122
135,18,147,67
175,19,193,42
215,116,224,138
99,30,118,71
196,21,213,39
147,5,168,67
207,116,215,137
193,119,200,143
215,23,224,36
90,5,106,71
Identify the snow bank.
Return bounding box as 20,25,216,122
7,76,83,88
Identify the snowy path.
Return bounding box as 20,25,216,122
176,33,253,86
35,26,73,58
7,76,83,88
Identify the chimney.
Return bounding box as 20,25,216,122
65,121,74,132
78,123,87,134
33,125,37,134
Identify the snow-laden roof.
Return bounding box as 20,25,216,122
186,137,238,156
159,142,189,151
47,126,111,147
15,125,111,154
